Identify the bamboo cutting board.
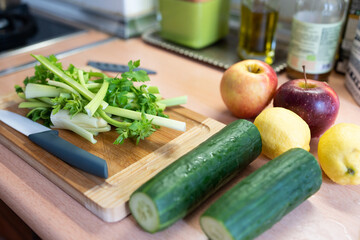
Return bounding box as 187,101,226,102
0,94,225,222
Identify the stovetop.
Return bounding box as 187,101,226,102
23,13,83,48
0,4,84,54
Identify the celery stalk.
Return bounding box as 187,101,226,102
27,98,41,102
97,109,131,128
154,94,162,101
53,110,108,128
158,96,188,107
125,93,161,100
47,80,80,95
135,85,160,94
89,72,106,78
18,101,52,109
104,106,186,131
51,118,97,144
32,55,108,109
25,83,62,99
85,83,102,90
78,69,86,87
147,86,160,94
83,125,111,133
59,93,71,99
37,97,54,105
156,102,166,111
85,81,109,116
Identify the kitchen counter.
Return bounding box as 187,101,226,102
0,31,360,240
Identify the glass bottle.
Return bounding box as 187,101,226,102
286,0,348,81
237,0,279,65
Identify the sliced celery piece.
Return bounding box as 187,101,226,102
83,125,111,133
51,118,97,144
25,83,62,99
104,106,186,131
78,69,86,87
53,110,108,128
97,109,131,128
135,85,160,94
37,97,54,105
32,55,108,109
47,80,79,96
18,101,52,109
158,96,188,107
85,83,102,90
85,81,109,116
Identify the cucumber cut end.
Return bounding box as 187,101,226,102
200,216,234,240
129,192,159,233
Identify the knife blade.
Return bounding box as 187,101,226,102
0,110,108,178
87,61,157,74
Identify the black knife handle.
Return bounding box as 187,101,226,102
28,130,108,178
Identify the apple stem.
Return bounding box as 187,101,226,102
302,65,308,89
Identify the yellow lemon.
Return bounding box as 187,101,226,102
254,107,311,159
318,123,360,185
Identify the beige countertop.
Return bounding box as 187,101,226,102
0,31,359,240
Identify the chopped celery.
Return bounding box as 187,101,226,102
85,80,109,116
83,125,111,133
85,83,102,90
78,69,86,87
27,98,41,102
50,109,113,143
158,96,188,107
97,109,131,128
53,110,108,128
18,55,187,144
123,93,161,101
104,105,186,131
135,85,160,94
37,97,54,105
156,102,166,111
47,80,80,95
32,54,108,109
25,83,62,98
51,117,97,144
19,101,52,109
154,94,162,101
59,93,71,99
89,71,106,78
147,86,160,94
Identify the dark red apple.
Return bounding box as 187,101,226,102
273,79,339,138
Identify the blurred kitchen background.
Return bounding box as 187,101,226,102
4,0,298,40
1,0,359,73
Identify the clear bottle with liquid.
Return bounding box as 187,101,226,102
238,0,279,65
286,0,348,81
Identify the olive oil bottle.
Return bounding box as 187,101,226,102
238,0,279,64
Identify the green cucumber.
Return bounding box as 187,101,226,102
200,148,322,240
129,119,262,233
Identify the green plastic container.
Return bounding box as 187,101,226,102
158,0,230,49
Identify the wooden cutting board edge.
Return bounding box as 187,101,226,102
84,117,225,222
0,93,226,222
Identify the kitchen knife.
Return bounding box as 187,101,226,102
87,61,157,74
0,110,108,178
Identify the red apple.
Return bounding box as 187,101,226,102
273,79,339,137
220,60,278,118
